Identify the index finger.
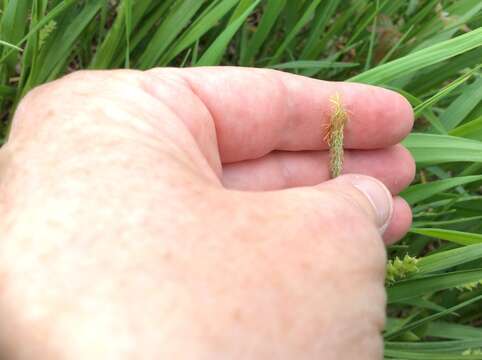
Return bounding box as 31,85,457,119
147,67,413,163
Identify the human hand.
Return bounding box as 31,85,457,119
0,67,414,359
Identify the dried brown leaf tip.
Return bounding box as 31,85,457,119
323,93,348,178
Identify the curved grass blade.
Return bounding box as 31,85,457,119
161,0,239,65
384,294,482,340
387,269,482,303
197,0,260,66
417,244,482,274
402,133,482,165
400,175,482,204
350,28,482,85
410,228,482,246
449,115,482,141
270,60,358,70
240,0,286,65
138,0,205,69
268,0,323,65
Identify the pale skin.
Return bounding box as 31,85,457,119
0,67,415,359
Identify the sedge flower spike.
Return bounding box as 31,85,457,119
324,93,348,178
385,254,419,285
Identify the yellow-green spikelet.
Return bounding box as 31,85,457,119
324,93,348,178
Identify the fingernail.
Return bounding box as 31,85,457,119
351,176,393,234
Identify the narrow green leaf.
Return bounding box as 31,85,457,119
387,269,482,303
350,28,482,85
0,0,76,66
270,60,358,70
241,0,286,65
124,0,133,68
411,228,482,246
417,244,482,274
1,0,29,68
440,76,482,131
449,115,482,140
402,133,482,165
413,67,480,116
300,0,341,60
426,321,482,340
400,175,482,204
0,40,22,52
268,0,323,65
386,339,482,352
139,0,205,69
363,0,379,70
385,349,482,359
34,0,104,84
161,0,239,65
197,0,260,66
0,84,15,97
385,294,482,339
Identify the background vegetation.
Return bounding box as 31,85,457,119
1,0,481,358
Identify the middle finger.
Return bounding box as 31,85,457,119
222,144,415,195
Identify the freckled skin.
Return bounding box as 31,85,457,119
0,67,414,359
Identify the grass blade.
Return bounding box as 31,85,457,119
403,133,482,165
350,28,482,85
384,294,482,340
401,175,482,204
411,228,482,246
197,0,260,66
387,269,482,303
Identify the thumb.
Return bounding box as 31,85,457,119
315,174,394,234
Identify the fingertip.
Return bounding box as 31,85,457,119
387,144,416,194
364,85,414,146
383,196,412,245
339,82,412,144
388,88,414,140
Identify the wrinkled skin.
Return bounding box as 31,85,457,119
0,68,414,359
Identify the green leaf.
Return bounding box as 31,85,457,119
350,28,482,85
384,349,482,359
440,76,482,131
417,243,482,274
139,0,205,69
384,294,482,339
402,133,482,165
1,0,29,68
0,84,15,97
268,0,323,65
400,175,482,204
411,228,482,246
0,40,22,52
0,0,76,66
413,67,480,117
386,339,482,353
449,115,482,141
241,0,286,65
124,0,133,68
299,0,341,60
34,0,104,84
270,60,358,70
425,321,482,340
387,269,482,303
197,0,260,66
